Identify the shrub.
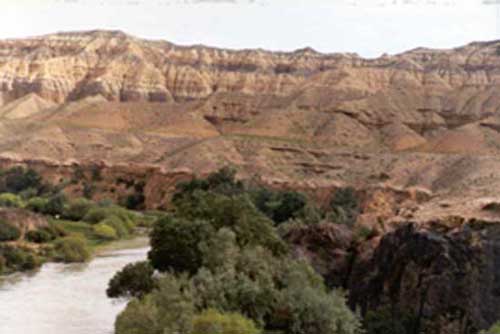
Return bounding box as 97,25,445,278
53,236,90,263
26,197,49,213
83,207,110,224
191,309,261,334
0,219,21,241
329,187,361,226
2,167,42,194
107,261,156,298
43,193,67,216
251,188,307,224
363,305,418,334
0,245,41,271
83,206,136,225
46,221,68,238
25,229,54,243
101,216,129,238
62,198,94,221
148,216,215,274
93,223,118,240
480,322,500,334
0,193,23,208
124,192,146,210
115,274,194,334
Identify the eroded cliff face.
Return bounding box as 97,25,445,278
5,31,500,211
284,219,500,334
2,31,500,124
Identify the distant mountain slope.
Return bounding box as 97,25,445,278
3,31,500,217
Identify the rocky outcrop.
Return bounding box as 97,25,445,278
288,220,500,334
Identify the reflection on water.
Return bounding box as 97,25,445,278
0,239,149,334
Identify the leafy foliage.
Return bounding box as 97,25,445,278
53,235,90,263
329,187,361,226
149,217,215,274
26,197,49,213
191,309,261,334
62,198,94,221
115,274,195,334
480,322,500,334
43,192,67,216
107,261,157,298
25,228,55,243
0,193,23,208
114,169,364,334
363,306,418,334
0,219,21,241
0,245,41,271
251,188,307,224
93,223,118,240
1,167,42,194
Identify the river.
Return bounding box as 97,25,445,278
0,238,149,334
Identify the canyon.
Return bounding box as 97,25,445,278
4,30,500,332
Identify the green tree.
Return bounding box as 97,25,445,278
115,274,195,334
43,192,67,216
174,192,286,255
148,216,214,274
107,261,157,298
53,235,90,263
191,309,261,334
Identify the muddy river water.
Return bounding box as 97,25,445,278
0,238,149,334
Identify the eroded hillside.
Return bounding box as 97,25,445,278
2,31,500,225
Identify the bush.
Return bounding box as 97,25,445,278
124,193,146,210
93,223,118,240
62,198,94,221
107,261,156,298
0,245,41,271
101,216,129,238
26,197,49,213
251,188,307,224
363,306,418,334
115,274,194,334
329,187,361,226
2,167,42,194
25,229,55,243
83,207,110,224
191,309,261,334
148,216,215,274
0,193,23,208
480,322,500,334
83,206,136,226
46,221,68,238
0,219,21,241
43,192,67,216
53,236,90,263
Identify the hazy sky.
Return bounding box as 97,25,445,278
1,0,499,57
